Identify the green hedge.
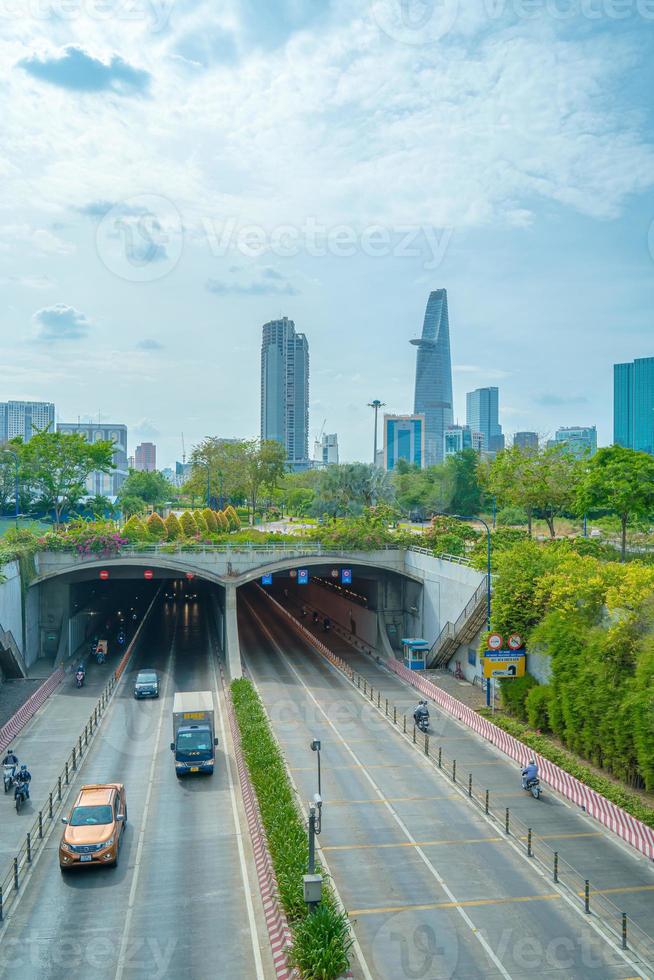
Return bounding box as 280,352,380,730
231,679,353,979
478,710,654,828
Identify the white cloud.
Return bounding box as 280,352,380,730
32,303,92,341
0,224,74,255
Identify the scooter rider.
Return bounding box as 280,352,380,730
413,699,429,725
15,764,31,799
2,748,19,769
522,758,539,789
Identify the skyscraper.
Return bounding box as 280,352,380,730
514,431,539,451
0,400,55,442
411,290,453,466
614,357,654,455
57,422,128,496
466,387,504,453
260,317,309,468
383,414,425,471
135,442,157,472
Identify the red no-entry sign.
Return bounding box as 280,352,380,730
99,570,109,580
144,569,154,580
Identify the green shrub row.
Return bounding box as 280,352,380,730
478,709,654,828
231,678,353,979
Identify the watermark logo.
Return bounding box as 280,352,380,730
372,912,459,978
96,194,183,283
370,0,460,44
0,0,175,32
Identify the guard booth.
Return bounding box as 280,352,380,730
401,638,430,671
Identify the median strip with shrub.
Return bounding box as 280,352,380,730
231,678,353,980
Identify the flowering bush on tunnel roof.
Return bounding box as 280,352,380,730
44,519,129,556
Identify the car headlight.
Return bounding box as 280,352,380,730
61,841,73,852
103,837,114,848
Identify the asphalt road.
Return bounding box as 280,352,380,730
0,594,271,980
240,584,653,980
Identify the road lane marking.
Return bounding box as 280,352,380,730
349,892,562,916
210,636,265,980
114,614,177,980
246,600,514,980
323,836,505,850
583,884,654,898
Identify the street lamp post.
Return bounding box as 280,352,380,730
367,400,385,465
1,448,19,528
311,738,321,796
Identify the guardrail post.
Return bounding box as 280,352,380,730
377,691,381,708
468,773,472,797
385,698,388,716
393,706,397,724
438,747,442,768
78,735,83,756
26,833,31,864
553,851,558,882
505,808,510,834
370,686,374,703
57,777,62,800
38,811,43,839
357,675,361,689
485,789,489,814
84,724,88,747
527,828,532,857
452,760,456,782
363,680,367,696
49,792,53,819
64,763,69,786
424,735,429,756
584,880,590,913
0,884,3,921
13,858,18,891
403,715,406,734
72,747,76,771
622,912,627,949
412,724,416,744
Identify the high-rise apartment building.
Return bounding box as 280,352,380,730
614,357,654,455
135,442,157,472
466,387,504,453
0,401,55,442
383,414,425,471
313,433,339,466
514,431,539,451
554,426,597,458
57,422,128,496
261,317,309,469
411,290,453,466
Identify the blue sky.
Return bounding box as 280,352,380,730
1,0,653,467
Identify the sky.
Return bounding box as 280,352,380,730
1,0,653,468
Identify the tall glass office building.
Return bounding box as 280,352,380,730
383,415,425,471
260,317,309,468
614,357,654,455
466,387,504,453
411,289,453,465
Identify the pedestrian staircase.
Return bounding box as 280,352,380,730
426,576,488,668
0,623,27,678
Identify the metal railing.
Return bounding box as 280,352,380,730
270,593,654,975
427,575,489,667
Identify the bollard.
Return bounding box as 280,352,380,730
13,858,18,891
622,912,627,950
553,851,558,882
58,776,62,801
505,808,510,834
26,832,31,864
370,686,374,703
468,773,472,797
38,811,43,839
357,675,361,689
412,725,416,744
527,828,532,857
94,707,98,725
584,880,590,913
452,760,456,782
485,789,489,814
377,691,381,708
385,698,388,716
49,792,53,819
363,680,367,696
72,747,77,772
84,725,88,747
65,762,69,786
424,734,429,756
438,747,442,768
393,706,397,725
403,715,406,734
78,735,83,756
0,884,3,921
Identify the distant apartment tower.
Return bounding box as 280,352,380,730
57,422,128,496
135,442,157,472
0,400,55,443
383,414,425,471
261,317,309,469
554,426,597,458
514,431,538,451
614,356,654,455
411,290,453,466
444,424,472,457
466,387,504,453
314,433,339,466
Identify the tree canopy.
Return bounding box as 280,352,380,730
118,469,173,508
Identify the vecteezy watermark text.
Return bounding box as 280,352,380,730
0,0,174,31
201,218,452,270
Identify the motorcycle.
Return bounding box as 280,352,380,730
523,777,542,800
96,651,106,664
3,764,16,793
322,620,331,633
414,713,429,734
75,670,85,688
14,780,29,813
312,612,319,624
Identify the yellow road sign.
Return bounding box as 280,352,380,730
483,653,525,678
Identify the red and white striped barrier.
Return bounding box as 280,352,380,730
0,666,65,753
385,658,654,861
223,671,294,979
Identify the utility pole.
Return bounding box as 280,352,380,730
368,400,385,466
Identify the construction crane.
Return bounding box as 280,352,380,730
181,432,186,465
